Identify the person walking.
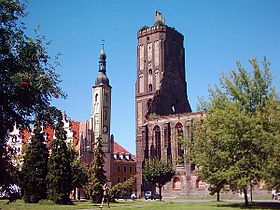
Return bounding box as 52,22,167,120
100,183,110,208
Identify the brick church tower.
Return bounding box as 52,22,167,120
136,11,193,195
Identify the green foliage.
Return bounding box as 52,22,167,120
109,176,136,202
0,0,65,193
85,137,107,203
47,114,72,204
148,112,158,120
154,19,165,26
262,99,280,190
139,25,149,31
21,121,49,203
143,159,175,200
68,145,88,190
192,58,279,206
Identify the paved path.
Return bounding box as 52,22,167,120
145,198,280,203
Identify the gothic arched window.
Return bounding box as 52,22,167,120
104,110,107,121
153,126,161,159
148,84,153,92
175,123,184,164
173,177,182,190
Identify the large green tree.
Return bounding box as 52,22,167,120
85,137,107,203
261,98,280,191
142,158,175,201
47,114,72,204
192,58,278,206
68,144,88,198
21,120,49,203
0,0,64,193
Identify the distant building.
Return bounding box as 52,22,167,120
112,141,136,191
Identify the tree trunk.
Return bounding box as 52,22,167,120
250,185,253,202
243,187,248,206
159,186,162,201
217,191,220,202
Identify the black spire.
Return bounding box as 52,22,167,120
95,43,109,86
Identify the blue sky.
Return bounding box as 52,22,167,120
24,0,280,154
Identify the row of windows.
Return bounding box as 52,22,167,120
116,176,128,183
144,123,192,163
116,165,136,173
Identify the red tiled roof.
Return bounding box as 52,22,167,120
70,121,80,146
113,141,130,154
44,125,54,143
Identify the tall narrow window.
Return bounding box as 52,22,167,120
104,110,107,121
148,84,153,92
148,69,152,74
105,93,108,102
95,94,98,102
153,126,161,159
139,74,144,93
175,123,184,164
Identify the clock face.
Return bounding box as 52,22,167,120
103,125,108,133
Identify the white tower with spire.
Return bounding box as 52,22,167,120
91,44,112,181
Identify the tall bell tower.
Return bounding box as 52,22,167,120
91,44,112,181
135,11,192,195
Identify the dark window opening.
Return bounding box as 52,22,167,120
154,126,161,159
95,94,98,102
191,164,196,171
124,166,127,173
148,69,152,74
148,84,153,92
147,37,149,41
104,110,107,121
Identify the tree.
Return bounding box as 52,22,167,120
21,120,49,203
261,99,280,191
142,159,175,201
47,114,72,204
0,0,64,193
191,119,228,202
109,176,136,202
85,137,107,203
68,145,88,198
192,58,278,206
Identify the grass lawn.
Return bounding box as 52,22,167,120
0,199,279,210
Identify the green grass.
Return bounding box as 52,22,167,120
0,199,279,210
